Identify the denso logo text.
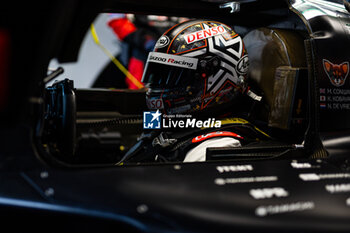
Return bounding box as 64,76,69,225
185,26,226,44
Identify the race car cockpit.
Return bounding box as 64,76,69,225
2,0,350,232
38,0,349,168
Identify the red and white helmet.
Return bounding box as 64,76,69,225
142,19,249,116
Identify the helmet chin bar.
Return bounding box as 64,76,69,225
146,81,245,118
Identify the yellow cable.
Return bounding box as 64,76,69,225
90,24,144,89
221,118,272,138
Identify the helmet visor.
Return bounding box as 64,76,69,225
142,52,199,88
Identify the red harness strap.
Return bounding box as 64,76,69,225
192,131,243,143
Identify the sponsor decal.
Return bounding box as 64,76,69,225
215,176,278,185
192,131,242,143
143,110,162,129
236,55,249,74
299,173,350,181
155,35,169,48
184,26,226,44
291,161,312,169
147,52,198,70
250,187,289,200
216,165,253,173
325,183,350,193
255,201,315,217
323,59,349,87
146,98,164,109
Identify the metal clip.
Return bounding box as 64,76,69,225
219,2,240,13
152,132,177,148
247,90,262,102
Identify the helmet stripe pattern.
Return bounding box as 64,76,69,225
203,23,244,94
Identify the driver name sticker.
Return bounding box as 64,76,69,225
319,87,350,110
147,52,198,69
184,26,226,44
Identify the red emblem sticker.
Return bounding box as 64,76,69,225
323,59,349,87
192,131,243,143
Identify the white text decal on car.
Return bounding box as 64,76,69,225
147,52,198,70
184,26,226,44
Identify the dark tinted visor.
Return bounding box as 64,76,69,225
142,52,199,88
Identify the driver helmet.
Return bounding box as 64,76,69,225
142,19,249,116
